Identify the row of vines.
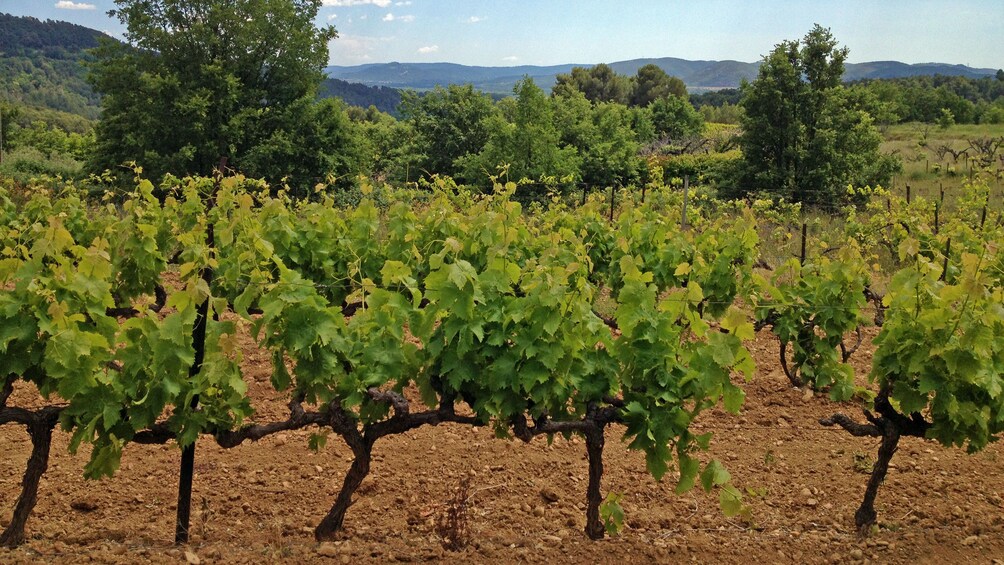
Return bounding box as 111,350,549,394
1,173,1003,548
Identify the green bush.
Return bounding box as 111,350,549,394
981,105,1004,125
656,150,742,189
0,146,84,184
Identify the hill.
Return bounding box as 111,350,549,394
0,13,405,121
0,12,112,120
319,78,403,115
325,58,1000,95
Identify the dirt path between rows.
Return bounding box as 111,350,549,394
2,327,1003,564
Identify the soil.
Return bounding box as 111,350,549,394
2,325,1003,565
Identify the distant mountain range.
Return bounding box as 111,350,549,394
3,11,1001,122
326,58,1001,95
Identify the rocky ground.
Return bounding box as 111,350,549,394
2,326,1003,564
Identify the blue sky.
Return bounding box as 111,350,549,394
2,0,1002,69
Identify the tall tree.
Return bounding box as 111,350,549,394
631,64,687,107
89,0,351,189
553,64,631,105
398,84,496,182
647,95,704,139
738,25,898,205
553,91,643,187
462,78,579,188
350,107,424,184
0,103,17,165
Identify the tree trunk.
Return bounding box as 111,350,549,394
0,409,59,548
315,439,374,541
854,419,900,532
584,425,606,540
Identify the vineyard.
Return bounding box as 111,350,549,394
2,172,1004,563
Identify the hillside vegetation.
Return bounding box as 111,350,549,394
0,13,109,119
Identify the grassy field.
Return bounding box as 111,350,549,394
881,122,1004,208
739,122,1004,279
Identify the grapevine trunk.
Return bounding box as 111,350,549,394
855,418,901,532
584,425,606,539
0,408,59,548
315,437,374,540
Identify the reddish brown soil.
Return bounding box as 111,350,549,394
2,326,1003,564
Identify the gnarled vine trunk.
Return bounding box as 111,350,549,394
315,436,373,541
584,425,606,540
855,419,900,531
0,406,60,548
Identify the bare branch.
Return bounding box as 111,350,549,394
214,402,328,448
840,326,863,362
601,395,625,408
0,407,40,427
819,413,881,437
132,423,174,445
106,285,168,318
367,388,409,417
593,310,619,331
863,286,886,326
754,309,779,332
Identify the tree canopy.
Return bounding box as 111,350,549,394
88,0,354,190
0,14,105,119
554,64,632,105
398,84,496,182
460,78,579,189
738,25,899,205
631,64,687,107
553,63,690,110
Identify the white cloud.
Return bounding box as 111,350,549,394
466,16,485,24
502,56,519,63
417,45,439,54
383,13,415,22
323,0,391,6
327,14,338,21
395,1,412,5
328,34,394,64
55,1,96,9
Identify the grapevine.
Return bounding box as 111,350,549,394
754,246,870,399
1,177,758,545
822,228,1004,531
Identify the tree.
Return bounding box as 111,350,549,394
461,78,579,192
631,64,687,107
738,25,898,205
239,97,365,195
937,107,955,129
553,64,631,105
350,107,424,183
89,0,350,189
698,102,743,125
398,84,496,182
845,81,904,127
553,91,643,187
647,95,704,139
0,13,105,119
982,100,1004,124
0,103,18,165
